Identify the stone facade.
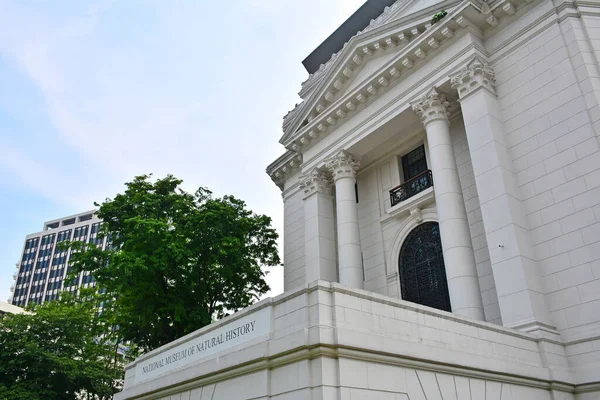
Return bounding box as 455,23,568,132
116,283,595,399
117,0,600,398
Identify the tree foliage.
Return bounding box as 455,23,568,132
0,293,120,400
68,174,280,352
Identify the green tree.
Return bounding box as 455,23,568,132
68,174,280,352
0,293,121,400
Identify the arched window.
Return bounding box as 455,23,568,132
398,222,451,312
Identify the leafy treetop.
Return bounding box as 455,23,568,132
0,293,121,400
68,174,280,352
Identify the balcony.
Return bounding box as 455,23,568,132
389,170,433,207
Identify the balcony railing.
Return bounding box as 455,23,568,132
389,170,433,207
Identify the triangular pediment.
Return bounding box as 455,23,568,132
280,0,461,148
344,51,400,95
389,0,448,21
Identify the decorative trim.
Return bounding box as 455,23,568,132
299,169,331,198
382,186,435,225
280,1,476,149
121,339,594,400
300,42,487,174
385,208,438,278
272,0,562,173
281,180,302,201
279,0,555,152
450,55,496,99
266,151,302,190
326,150,360,181
295,0,463,99
411,87,451,126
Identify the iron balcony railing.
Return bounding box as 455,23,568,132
389,170,433,207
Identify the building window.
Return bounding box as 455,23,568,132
398,222,451,313
401,145,428,181
389,144,433,207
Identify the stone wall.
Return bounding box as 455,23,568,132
356,167,388,295
491,0,600,349
117,283,587,400
282,179,305,291
450,115,501,325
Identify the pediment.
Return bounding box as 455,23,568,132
389,0,448,21
343,51,401,98
271,0,541,190
280,0,463,149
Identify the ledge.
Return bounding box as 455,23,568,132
116,281,590,400
381,186,435,225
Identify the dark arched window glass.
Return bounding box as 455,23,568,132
398,222,451,312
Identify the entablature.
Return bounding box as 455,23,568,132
266,151,302,190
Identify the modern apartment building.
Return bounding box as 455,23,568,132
9,210,105,307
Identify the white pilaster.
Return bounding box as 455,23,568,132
300,170,337,284
412,88,485,321
451,57,554,332
327,151,363,289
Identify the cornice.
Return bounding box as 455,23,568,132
270,0,547,189
296,0,410,99
281,0,465,144
281,0,542,153
122,342,585,400
301,41,486,173
265,150,302,190
281,2,479,151
120,280,600,400
297,0,461,98
487,1,600,67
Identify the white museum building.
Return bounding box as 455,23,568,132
116,0,600,399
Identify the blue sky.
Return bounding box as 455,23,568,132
0,0,366,301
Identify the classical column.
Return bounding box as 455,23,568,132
300,169,337,284
411,88,485,320
327,151,363,289
451,57,553,332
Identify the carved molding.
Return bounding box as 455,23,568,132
411,87,450,126
410,208,423,224
267,152,303,190
326,150,360,181
450,56,496,99
299,169,331,198
280,3,479,150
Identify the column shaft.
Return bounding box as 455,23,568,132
451,57,553,331
412,88,485,320
327,151,363,289
300,170,337,284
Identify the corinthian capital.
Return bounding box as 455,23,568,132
326,150,360,181
300,169,331,198
450,56,496,99
411,87,450,126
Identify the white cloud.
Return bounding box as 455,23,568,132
0,0,366,300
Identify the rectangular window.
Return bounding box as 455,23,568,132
401,145,428,181
57,229,72,243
